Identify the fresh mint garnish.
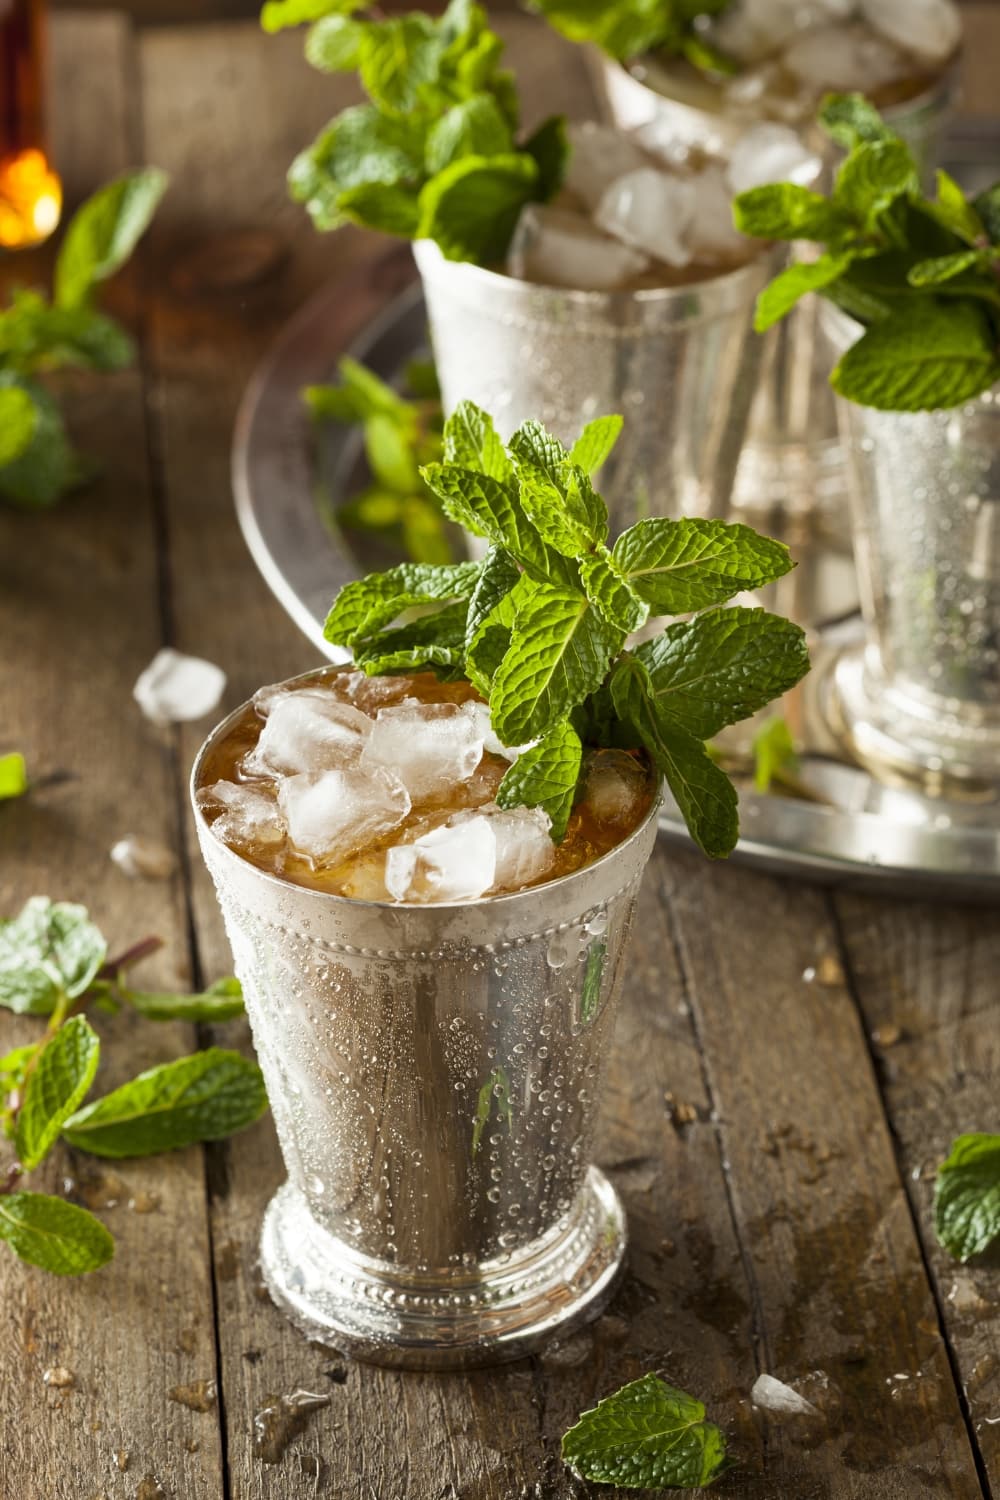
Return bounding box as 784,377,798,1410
751,715,798,793
733,94,1000,411
529,0,734,76
561,1372,730,1489
0,169,166,507
270,0,566,262
934,1133,1000,1263
0,752,27,801
0,897,259,1276
324,402,809,857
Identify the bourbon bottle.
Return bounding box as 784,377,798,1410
0,0,61,249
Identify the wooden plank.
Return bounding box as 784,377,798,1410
0,14,225,1500
834,888,1000,1489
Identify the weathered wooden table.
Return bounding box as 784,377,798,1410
2,9,999,1497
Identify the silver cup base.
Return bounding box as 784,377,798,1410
823,644,1000,787
258,1167,627,1370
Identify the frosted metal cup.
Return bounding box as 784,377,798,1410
822,304,1000,784
192,707,661,1369
414,238,775,535
589,51,958,531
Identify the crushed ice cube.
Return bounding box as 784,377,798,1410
782,22,907,94
110,835,176,880
751,1373,819,1416
134,648,226,726
385,816,497,903
686,165,750,264
712,0,853,62
595,168,696,268
199,780,286,852
485,806,555,891
726,123,822,195
244,691,371,777
580,750,649,830
631,119,695,174
362,702,484,804
508,203,651,291
564,122,652,210
459,701,521,762
278,765,410,867
860,0,960,65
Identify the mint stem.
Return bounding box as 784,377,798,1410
100,935,164,977
0,1163,23,1196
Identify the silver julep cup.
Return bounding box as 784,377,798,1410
589,51,958,532
821,304,1000,784
192,710,662,1368
413,238,775,534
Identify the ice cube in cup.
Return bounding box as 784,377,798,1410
594,168,696,268
564,122,652,210
245,690,371,777
686,165,751,265
782,22,906,94
362,702,484,804
197,780,286,853
580,750,651,833
859,0,960,65
487,806,556,891
726,123,822,195
508,203,651,291
385,816,497,903
279,765,411,867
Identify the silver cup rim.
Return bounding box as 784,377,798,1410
190,673,663,916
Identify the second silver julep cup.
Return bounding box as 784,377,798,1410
414,238,776,535
192,706,662,1368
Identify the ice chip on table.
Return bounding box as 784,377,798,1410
110,834,176,880
244,691,371,777
564,122,651,211
580,750,649,831
726,123,822,195
199,780,286,852
278,765,410,867
595,169,696,268
751,1374,819,1417
686,165,750,264
783,21,907,94
362,702,484,804
133,648,226,726
508,203,651,291
860,0,960,65
486,806,556,891
385,817,497,903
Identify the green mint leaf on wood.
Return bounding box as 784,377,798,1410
0,1043,39,1092
417,153,539,264
831,301,1000,411
496,721,583,841
0,291,134,374
0,898,107,1016
54,168,168,310
934,1134,1000,1263
15,1016,101,1170
62,1048,268,1159
562,1373,729,1490
0,385,37,465
261,0,360,33
0,752,27,800
612,517,793,614
0,1192,114,1276
125,977,245,1024
0,379,79,509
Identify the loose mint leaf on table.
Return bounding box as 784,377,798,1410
612,517,793,614
54,168,168,310
0,1192,114,1275
15,1016,101,1170
62,1048,268,1158
0,1043,39,1091
416,152,540,264
443,400,513,481
0,291,134,373
562,1372,730,1489
934,1134,1000,1263
125,976,245,1024
569,413,622,477
496,721,583,841
0,898,107,1016
261,0,360,33
0,379,79,509
831,300,1000,411
0,386,37,466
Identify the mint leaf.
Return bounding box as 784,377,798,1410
834,139,917,230
819,91,895,151
465,544,521,648
62,1048,268,1158
752,715,798,793
421,463,573,585
633,608,810,741
831,301,1000,411
55,168,168,309
496,721,582,840
425,93,512,175
323,560,481,649
491,584,623,744
934,1134,1000,1263
125,977,245,1024
15,1016,101,1170
442,400,513,480
0,379,79,509
465,559,525,695
532,0,674,63
907,250,985,287
612,517,793,613
417,153,539,263
562,1372,729,1489
289,106,424,230
521,114,568,201
733,183,850,243
366,413,420,490
752,253,853,331
354,597,468,671
0,385,37,465
0,898,107,1016
974,184,1000,246
358,15,443,115
0,1192,114,1275
569,413,622,477
507,417,568,479
612,656,738,859
305,14,364,70
0,1043,39,1092
339,181,422,236
930,169,987,246
578,550,648,633
261,0,359,31
0,290,133,373
0,752,27,800
517,464,600,557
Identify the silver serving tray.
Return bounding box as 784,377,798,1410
232,137,1000,900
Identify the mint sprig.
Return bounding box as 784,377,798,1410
562,1373,730,1489
528,0,734,75
0,897,263,1276
0,169,167,508
934,1133,1000,1263
733,94,1000,411
324,401,809,858
270,0,566,263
